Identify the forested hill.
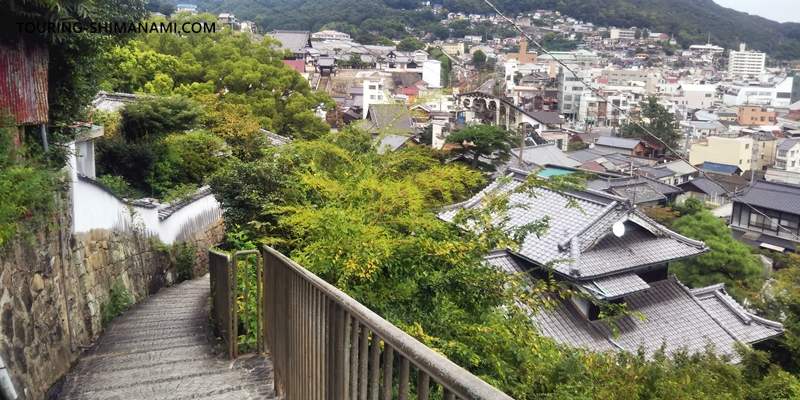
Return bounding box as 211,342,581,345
175,0,800,59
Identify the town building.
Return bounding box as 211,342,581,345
609,28,635,40
731,180,800,252
311,30,351,40
728,43,766,78
557,69,592,117
723,77,795,108
442,171,782,358
665,84,719,109
505,38,537,64
175,3,198,14
775,139,800,173
689,137,755,172
737,105,778,126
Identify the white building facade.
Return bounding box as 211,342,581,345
728,44,766,77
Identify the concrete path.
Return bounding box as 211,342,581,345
57,276,276,399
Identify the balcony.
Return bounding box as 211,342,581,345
209,247,513,399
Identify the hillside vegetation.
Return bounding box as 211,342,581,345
182,0,800,59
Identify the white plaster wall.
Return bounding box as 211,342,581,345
68,142,221,243
158,194,221,244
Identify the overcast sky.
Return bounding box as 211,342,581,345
714,0,800,23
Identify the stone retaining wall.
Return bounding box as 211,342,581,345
0,190,223,399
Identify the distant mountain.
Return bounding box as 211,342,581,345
173,0,800,60
498,0,800,58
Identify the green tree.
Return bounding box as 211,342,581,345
750,254,800,373
567,140,585,152
670,210,764,300
642,205,680,229
118,97,204,142
446,124,515,170
397,37,426,51
98,14,335,140
634,28,642,39
472,49,487,67
619,96,681,155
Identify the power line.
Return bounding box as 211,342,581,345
481,0,800,242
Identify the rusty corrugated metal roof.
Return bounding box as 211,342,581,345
0,39,49,125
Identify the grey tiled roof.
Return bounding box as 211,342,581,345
91,91,141,112
157,186,213,221
581,272,650,300
524,111,564,125
595,136,641,149
375,134,410,154
441,173,707,278
260,129,291,146
587,175,682,197
368,104,415,135
509,143,582,169
690,284,783,343
532,276,770,358
640,166,675,179
610,183,666,204
268,30,311,53
567,148,605,163
737,180,800,215
778,139,799,150
484,249,526,274
679,177,726,197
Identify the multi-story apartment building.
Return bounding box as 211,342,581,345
688,136,754,172
728,43,766,78
609,28,635,40
737,105,778,126
557,69,592,118
775,139,800,173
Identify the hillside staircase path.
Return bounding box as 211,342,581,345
56,276,276,399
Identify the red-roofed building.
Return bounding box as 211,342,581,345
283,59,306,73
580,160,607,173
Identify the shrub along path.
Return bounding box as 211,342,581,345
57,276,276,399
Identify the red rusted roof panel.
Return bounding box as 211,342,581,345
0,40,49,125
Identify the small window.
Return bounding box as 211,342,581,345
705,94,712,97
739,159,743,165
745,144,749,149
370,95,376,99
369,85,376,90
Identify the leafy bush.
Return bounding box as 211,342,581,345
670,210,764,300
173,243,197,281
0,117,57,249
119,97,204,142
100,282,133,326
161,183,198,204
95,175,141,199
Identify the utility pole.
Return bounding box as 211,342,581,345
518,125,525,167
